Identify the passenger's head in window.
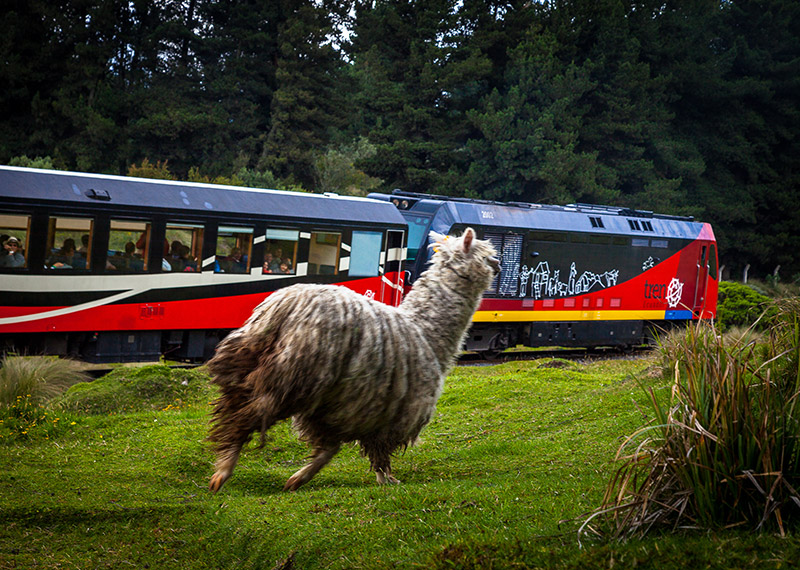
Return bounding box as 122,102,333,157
0,236,25,268
48,238,77,269
61,238,76,254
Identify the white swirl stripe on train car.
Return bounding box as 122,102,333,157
0,271,304,326
0,287,147,325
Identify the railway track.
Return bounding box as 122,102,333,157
458,345,652,365
80,346,652,378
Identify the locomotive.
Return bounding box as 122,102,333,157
368,190,718,354
0,166,406,362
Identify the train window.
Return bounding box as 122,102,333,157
642,221,654,232
628,219,642,231
651,239,668,249
612,236,628,246
46,216,93,270
350,231,383,277
165,222,203,272
107,219,150,272
589,235,612,245
632,238,649,247
589,216,605,228
262,228,298,274
215,226,252,274
308,231,341,275
0,214,31,269
402,215,431,262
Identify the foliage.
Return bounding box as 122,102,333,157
7,155,57,170
1,1,799,276
55,364,215,415
716,281,774,332
127,158,177,180
187,167,245,187
587,301,800,538
312,138,383,196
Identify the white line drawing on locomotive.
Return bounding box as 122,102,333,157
666,277,684,308
518,261,620,300
642,256,656,271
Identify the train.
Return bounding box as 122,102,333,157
368,190,718,355
0,166,406,362
0,166,718,362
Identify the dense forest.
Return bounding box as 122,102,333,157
2,0,798,279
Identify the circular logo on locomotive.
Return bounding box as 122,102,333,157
666,278,684,308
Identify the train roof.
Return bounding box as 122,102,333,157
0,166,408,227
369,190,712,241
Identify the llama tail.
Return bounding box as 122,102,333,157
206,328,259,389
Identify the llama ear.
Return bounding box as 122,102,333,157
428,231,447,252
462,228,474,253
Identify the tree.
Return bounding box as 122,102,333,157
464,28,616,205
258,0,349,188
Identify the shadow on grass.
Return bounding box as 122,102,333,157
1,503,200,530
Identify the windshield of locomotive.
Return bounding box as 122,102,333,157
401,214,431,262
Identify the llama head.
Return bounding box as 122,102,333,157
428,228,500,287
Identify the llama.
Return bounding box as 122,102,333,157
207,227,499,492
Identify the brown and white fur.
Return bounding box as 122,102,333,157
207,228,498,492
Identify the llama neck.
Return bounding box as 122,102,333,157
400,270,484,369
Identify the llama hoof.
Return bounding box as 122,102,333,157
376,472,401,485
283,474,307,492
209,472,229,493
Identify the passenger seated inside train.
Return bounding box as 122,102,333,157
217,247,247,273
0,235,25,268
110,241,144,272
48,238,83,269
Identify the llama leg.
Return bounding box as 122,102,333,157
283,443,341,491
210,445,245,493
366,447,401,485
210,413,276,493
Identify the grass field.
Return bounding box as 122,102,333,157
1,357,798,569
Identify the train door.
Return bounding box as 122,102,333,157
383,229,405,306
692,243,710,317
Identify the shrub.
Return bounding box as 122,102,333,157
716,281,773,331
8,155,58,170
586,299,800,538
127,158,177,180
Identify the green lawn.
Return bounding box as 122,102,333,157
1,358,797,569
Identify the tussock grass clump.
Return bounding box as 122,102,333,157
0,356,90,439
0,356,89,406
586,299,800,538
55,364,214,415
